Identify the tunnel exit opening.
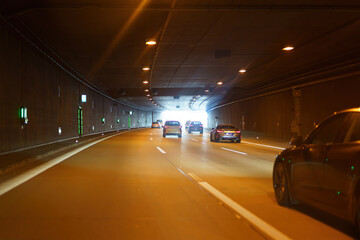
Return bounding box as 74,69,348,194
160,110,208,128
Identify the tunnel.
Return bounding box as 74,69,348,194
0,1,360,239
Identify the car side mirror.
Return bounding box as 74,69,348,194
290,136,303,146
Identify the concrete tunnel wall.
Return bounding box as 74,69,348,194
0,20,154,154
207,76,360,139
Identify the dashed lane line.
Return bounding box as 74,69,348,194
156,147,166,154
221,147,247,155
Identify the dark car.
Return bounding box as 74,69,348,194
210,124,241,143
188,121,203,134
273,108,360,231
163,120,182,138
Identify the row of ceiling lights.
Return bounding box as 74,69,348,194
215,45,294,86
143,41,294,108
142,39,165,109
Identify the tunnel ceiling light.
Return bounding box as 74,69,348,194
205,89,210,93
144,89,149,92
146,94,150,97
282,46,294,51
143,80,149,84
239,69,246,73
145,40,157,45
149,98,153,100
217,81,223,85
142,67,150,71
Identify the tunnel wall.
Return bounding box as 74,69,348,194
0,20,153,154
207,76,360,139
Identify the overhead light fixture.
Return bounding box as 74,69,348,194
146,94,150,97
143,80,149,84
239,69,246,73
142,67,150,71
149,98,153,100
217,81,223,85
205,89,210,93
144,89,149,92
146,40,156,45
282,46,294,51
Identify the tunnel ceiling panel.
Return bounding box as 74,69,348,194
1,0,360,111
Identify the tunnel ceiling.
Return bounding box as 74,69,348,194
1,0,360,111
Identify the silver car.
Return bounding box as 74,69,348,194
163,120,182,138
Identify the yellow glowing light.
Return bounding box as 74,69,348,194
142,67,150,71
146,40,157,45
144,89,149,92
143,80,149,84
146,94,150,97
282,46,294,51
239,69,246,73
217,81,223,85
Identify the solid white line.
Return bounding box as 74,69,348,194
0,133,122,196
156,147,166,154
221,147,247,155
187,173,203,182
198,182,292,240
191,138,199,142
241,141,286,150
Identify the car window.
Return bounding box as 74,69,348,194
165,121,180,126
217,125,235,130
191,121,202,125
306,113,349,145
345,113,360,143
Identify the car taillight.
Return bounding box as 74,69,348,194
164,126,168,128
190,125,193,127
217,130,223,133
236,131,240,133
200,125,203,127
178,126,181,128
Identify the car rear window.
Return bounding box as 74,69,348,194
165,121,180,126
191,121,202,125
217,125,236,129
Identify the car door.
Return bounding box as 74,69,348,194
291,113,349,204
320,113,360,218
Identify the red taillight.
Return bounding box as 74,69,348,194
164,126,168,128
217,130,223,133
190,125,193,127
200,125,203,127
236,131,240,133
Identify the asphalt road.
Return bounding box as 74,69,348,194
0,129,356,239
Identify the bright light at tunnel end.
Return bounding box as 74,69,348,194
160,110,208,128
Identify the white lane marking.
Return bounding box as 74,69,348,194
241,141,286,150
150,138,153,141
0,132,123,196
156,147,166,154
198,181,291,240
191,138,199,142
221,147,247,155
187,173,203,182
